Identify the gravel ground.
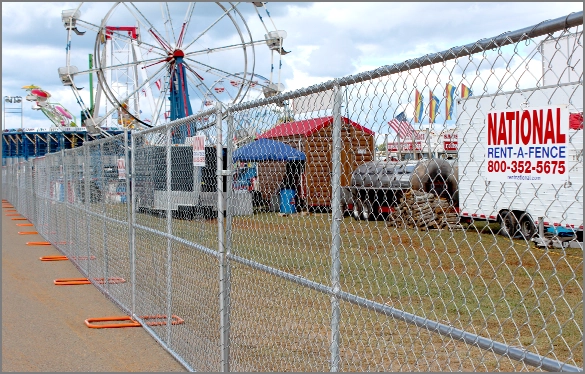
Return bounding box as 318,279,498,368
1,206,187,372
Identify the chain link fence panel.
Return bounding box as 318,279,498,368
1,12,582,372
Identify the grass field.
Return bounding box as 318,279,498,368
53,202,583,371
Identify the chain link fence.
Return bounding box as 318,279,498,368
2,13,583,372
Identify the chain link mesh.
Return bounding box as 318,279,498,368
1,15,582,372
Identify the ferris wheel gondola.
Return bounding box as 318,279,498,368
59,2,289,137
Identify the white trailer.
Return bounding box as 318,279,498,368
457,82,583,248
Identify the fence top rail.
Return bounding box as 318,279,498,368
219,10,582,112
131,107,218,138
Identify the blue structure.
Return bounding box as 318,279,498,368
232,138,306,162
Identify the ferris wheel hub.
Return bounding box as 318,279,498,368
172,50,185,59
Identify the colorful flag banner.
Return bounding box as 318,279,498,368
414,89,424,123
461,83,472,99
388,112,415,139
429,91,439,123
445,83,456,120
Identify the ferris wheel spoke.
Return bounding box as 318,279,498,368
161,3,177,48
177,2,196,48
183,39,269,58
126,2,173,52
99,61,169,127
184,57,265,89
181,2,241,51
73,56,169,77
181,62,224,104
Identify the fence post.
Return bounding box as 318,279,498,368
84,145,91,277
330,82,343,372
165,125,173,344
124,128,135,319
217,104,231,372
129,129,136,319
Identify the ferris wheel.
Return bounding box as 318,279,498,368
59,2,289,136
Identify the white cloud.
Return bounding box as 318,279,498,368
2,2,583,131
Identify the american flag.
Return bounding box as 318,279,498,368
388,112,415,139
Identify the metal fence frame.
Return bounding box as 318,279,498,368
2,12,583,372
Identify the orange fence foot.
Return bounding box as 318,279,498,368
85,316,141,328
16,223,34,226
40,255,69,261
54,277,126,285
141,314,185,326
6,214,21,216
84,314,185,329
11,218,28,221
54,278,91,285
18,231,39,235
5,209,17,212
26,242,52,246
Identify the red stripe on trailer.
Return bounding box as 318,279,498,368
489,215,497,220
553,223,561,227
543,222,550,226
472,213,478,217
480,214,486,218
462,212,469,216
378,206,395,214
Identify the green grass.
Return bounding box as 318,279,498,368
63,203,583,371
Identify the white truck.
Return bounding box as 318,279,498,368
457,82,583,249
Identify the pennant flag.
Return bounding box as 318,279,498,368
388,112,415,139
445,83,456,120
429,91,439,124
414,89,424,123
155,79,162,90
461,83,472,99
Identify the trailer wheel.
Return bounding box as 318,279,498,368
361,200,374,221
499,211,518,238
352,200,362,221
518,213,536,239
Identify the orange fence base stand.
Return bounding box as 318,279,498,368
26,242,52,246
85,316,141,329
40,255,69,261
16,223,34,226
53,277,126,286
18,231,39,235
11,218,28,221
85,315,185,329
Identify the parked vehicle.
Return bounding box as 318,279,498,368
457,82,583,247
347,158,458,220
133,145,228,219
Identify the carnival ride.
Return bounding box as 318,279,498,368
59,2,290,137
22,85,78,127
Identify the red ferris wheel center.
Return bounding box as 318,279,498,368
172,50,185,58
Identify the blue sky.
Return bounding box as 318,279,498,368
2,2,582,131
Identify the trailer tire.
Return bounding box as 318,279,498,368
499,211,518,238
352,200,362,221
361,200,374,221
518,213,536,239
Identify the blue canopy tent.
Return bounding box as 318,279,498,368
232,138,305,162
232,139,306,212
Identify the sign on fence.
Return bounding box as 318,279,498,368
192,135,206,167
117,158,126,179
485,105,569,183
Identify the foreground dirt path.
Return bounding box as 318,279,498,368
1,206,187,372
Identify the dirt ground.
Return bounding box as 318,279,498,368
1,205,187,372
